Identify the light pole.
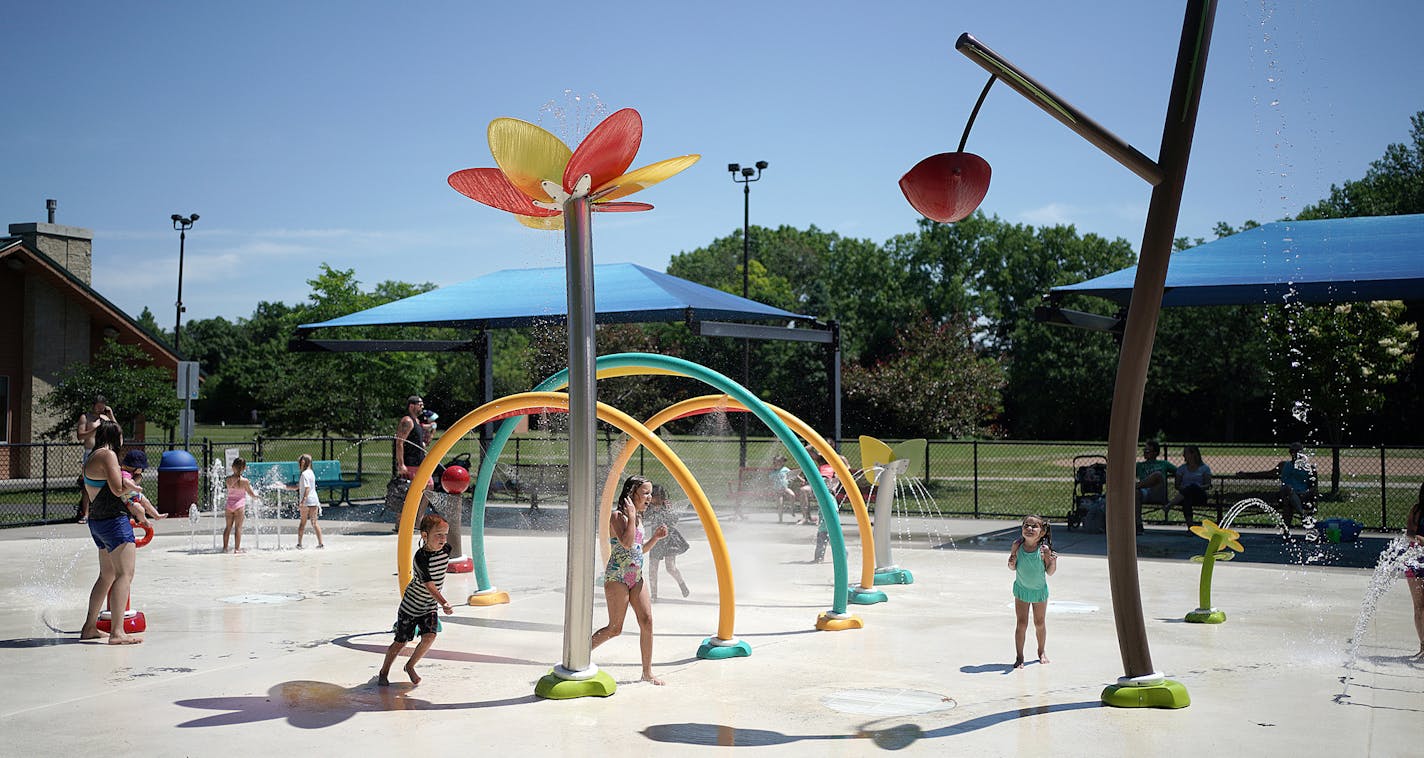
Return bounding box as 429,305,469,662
170,213,199,354
171,212,198,449
727,160,767,467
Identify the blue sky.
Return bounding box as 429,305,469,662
4,0,1422,324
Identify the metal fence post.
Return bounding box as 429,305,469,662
42,441,49,520
1380,445,1387,529
973,440,980,518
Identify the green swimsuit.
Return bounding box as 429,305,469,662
1013,543,1050,603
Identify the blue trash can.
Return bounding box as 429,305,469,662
157,450,200,517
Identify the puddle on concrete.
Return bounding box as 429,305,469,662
821,687,954,716
219,593,302,604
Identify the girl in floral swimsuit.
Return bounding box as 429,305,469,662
591,475,668,684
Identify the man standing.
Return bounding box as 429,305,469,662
391,396,434,531
389,397,463,555
75,395,116,523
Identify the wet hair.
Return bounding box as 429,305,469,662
93,394,108,406
92,419,123,453
418,512,447,535
618,475,651,506
229,458,246,476
298,453,312,469
1022,514,1053,551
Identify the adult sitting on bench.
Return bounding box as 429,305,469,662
1169,444,1212,529
1134,439,1176,534
1234,442,1318,528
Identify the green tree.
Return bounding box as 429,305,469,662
37,338,180,439
1263,300,1416,446
1298,111,1424,220
135,306,168,346
230,265,439,436
842,316,1004,438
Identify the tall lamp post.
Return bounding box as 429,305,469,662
170,213,199,354
727,160,767,467
171,213,198,449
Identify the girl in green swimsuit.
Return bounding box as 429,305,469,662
1008,514,1057,669
591,476,668,684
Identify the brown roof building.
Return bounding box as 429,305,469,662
2,203,179,477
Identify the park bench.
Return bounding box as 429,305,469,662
243,459,363,506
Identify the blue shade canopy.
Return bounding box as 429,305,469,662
299,263,813,330
1051,214,1424,307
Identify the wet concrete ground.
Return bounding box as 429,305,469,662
1,513,1418,756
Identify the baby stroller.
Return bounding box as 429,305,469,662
1067,454,1107,532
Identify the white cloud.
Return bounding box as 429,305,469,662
1017,202,1076,226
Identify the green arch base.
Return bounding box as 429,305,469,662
697,637,753,659
1102,679,1190,709
849,586,888,604
873,568,915,586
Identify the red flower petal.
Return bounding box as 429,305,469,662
592,201,654,213
448,168,559,217
899,152,991,223
563,108,642,193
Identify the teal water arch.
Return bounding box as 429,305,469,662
467,352,855,619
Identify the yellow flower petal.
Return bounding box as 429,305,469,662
1200,519,1221,532
594,154,701,201
1221,526,1241,541
1225,538,1245,553
516,213,563,231
859,436,894,485
488,118,573,203
1189,525,1212,540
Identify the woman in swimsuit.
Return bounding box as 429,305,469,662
590,475,668,684
78,420,146,644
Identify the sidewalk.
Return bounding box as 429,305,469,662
0,513,1417,755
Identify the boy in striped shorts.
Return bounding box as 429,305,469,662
379,513,454,686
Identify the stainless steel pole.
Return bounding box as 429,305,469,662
558,196,598,676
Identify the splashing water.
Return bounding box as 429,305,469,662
1346,536,1424,660
1220,497,1312,563
888,473,955,550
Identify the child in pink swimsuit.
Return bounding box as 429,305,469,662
223,459,259,553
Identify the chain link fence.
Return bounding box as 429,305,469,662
5,435,1421,531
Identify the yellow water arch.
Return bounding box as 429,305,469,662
597,395,879,595
396,392,740,644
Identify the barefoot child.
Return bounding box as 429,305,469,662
223,459,259,553
645,484,690,601
591,475,668,684
292,454,325,549
1008,514,1057,668
379,513,454,686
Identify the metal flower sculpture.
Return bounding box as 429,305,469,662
1186,519,1245,624
448,108,699,229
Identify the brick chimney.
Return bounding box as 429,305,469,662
8,199,94,285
